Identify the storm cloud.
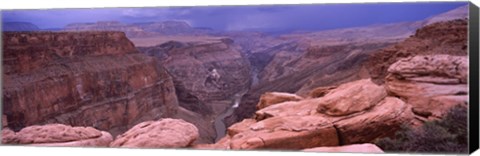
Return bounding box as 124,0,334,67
2,2,467,32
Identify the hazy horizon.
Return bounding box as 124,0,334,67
2,2,467,32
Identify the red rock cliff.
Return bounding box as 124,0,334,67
2,31,179,136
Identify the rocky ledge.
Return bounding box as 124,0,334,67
2,124,112,147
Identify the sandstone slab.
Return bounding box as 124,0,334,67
332,97,415,144
256,92,303,110
385,55,468,119
227,119,257,137
110,118,199,148
316,79,387,116
2,124,112,147
229,115,338,150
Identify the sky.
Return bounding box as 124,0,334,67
1,2,468,32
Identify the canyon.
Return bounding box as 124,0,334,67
2,32,179,137
1,4,470,153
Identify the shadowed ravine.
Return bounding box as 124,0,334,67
214,87,249,142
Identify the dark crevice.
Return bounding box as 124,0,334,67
332,124,344,145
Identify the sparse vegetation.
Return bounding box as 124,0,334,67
375,105,468,153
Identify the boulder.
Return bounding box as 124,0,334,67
387,55,468,84
332,97,415,144
256,92,304,110
2,124,112,147
229,115,338,150
1,128,16,144
316,79,387,116
110,118,199,148
31,131,113,147
385,55,468,119
303,143,384,153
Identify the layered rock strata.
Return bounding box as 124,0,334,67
2,32,179,136
385,55,468,119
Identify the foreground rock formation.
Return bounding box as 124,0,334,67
366,19,468,84
194,79,416,150
2,32,179,136
385,55,468,119
2,124,112,147
110,119,198,148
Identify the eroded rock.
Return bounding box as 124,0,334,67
110,119,199,148
316,79,387,116
229,115,338,150
227,119,257,137
385,55,468,119
2,32,179,137
2,124,112,147
1,128,16,144
256,92,304,110
307,85,337,98
332,97,415,144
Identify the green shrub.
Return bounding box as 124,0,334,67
374,105,468,154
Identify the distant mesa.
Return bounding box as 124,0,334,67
3,22,40,31
63,20,213,38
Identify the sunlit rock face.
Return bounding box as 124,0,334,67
366,19,468,84
110,119,199,148
2,124,113,147
2,32,179,136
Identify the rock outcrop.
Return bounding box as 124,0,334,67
2,32,179,137
1,128,17,144
303,143,384,153
201,79,415,150
316,79,387,116
366,19,468,84
385,55,468,119
228,115,338,150
256,92,303,110
2,124,112,147
254,79,415,144
110,119,198,148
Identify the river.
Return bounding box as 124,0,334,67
213,69,259,142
